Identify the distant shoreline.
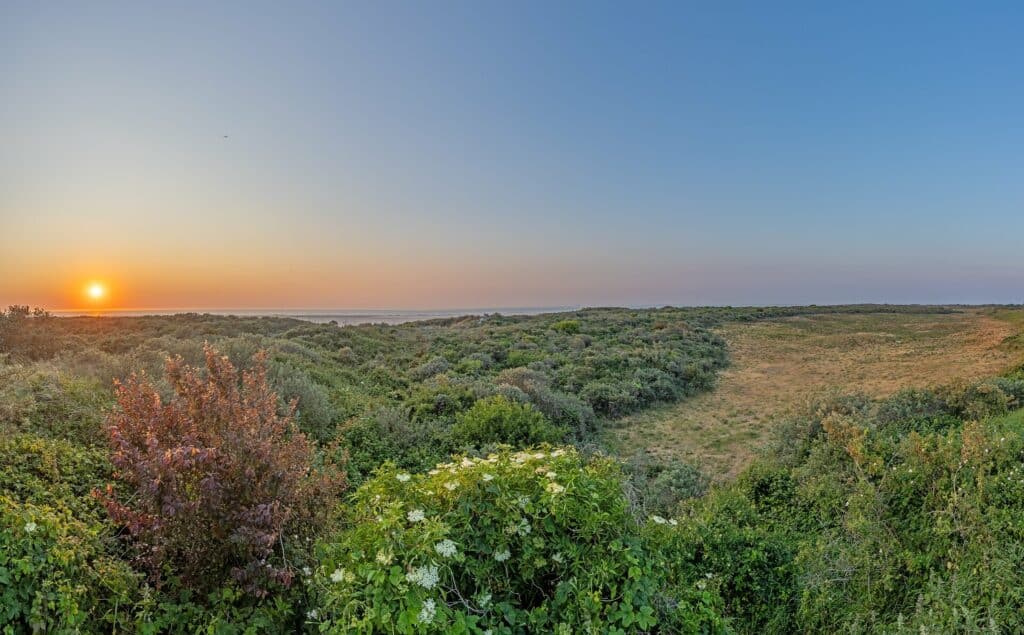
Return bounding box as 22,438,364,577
47,307,579,326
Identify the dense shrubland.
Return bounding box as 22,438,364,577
5,304,1024,632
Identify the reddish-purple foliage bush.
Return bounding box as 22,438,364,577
98,343,344,595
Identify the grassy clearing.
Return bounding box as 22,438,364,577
609,308,1024,480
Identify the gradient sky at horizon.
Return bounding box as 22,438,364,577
3,1,1024,310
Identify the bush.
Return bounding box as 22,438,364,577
627,456,709,516
269,362,336,441
495,367,596,439
0,495,142,633
311,447,724,633
551,319,580,334
340,408,454,485
99,344,345,595
0,434,111,521
581,380,638,417
0,364,111,445
451,396,565,448
942,380,1012,420
410,356,450,381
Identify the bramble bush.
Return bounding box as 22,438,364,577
99,344,346,596
310,446,725,634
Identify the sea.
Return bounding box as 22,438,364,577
50,307,578,326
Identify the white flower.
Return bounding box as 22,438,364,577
306,609,319,620
651,515,667,525
396,473,411,482
533,452,546,459
669,518,678,526
444,481,458,491
494,549,511,562
435,539,458,558
330,568,345,583
428,469,441,475
407,509,426,523
551,552,564,563
545,471,557,479
376,550,393,565
418,598,437,624
23,521,37,533
301,566,312,576
461,457,475,468
551,449,566,457
546,482,565,495
482,473,495,481
406,564,440,589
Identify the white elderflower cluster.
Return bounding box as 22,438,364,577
376,549,393,565
407,509,426,523
546,482,565,495
418,598,436,624
396,473,411,482
406,564,440,589
494,548,511,562
434,539,458,558
330,567,352,583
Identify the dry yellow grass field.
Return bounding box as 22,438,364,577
611,308,1024,480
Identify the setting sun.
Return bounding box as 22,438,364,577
86,282,106,301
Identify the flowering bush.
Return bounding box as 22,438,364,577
311,447,721,633
99,344,345,596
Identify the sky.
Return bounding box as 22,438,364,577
3,1,1024,310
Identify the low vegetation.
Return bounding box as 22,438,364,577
3,304,1024,632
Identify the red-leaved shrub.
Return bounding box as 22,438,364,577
99,343,344,595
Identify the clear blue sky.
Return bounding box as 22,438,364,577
3,1,1023,309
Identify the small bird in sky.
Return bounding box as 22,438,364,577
223,135,229,139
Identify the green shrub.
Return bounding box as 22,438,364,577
340,408,454,485
311,447,725,633
942,380,1012,420
270,362,337,441
629,457,709,516
0,365,110,445
411,356,451,381
551,319,581,334
0,434,111,521
581,380,638,417
495,367,596,439
0,495,142,633
451,396,565,448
